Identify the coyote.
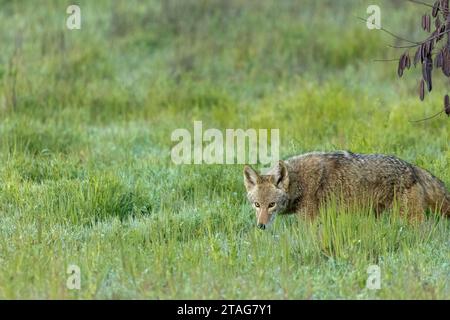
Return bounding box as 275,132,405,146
243,151,450,229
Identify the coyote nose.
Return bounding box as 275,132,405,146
257,223,266,230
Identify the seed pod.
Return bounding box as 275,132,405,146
414,47,422,67
442,0,449,19
422,41,432,58
436,50,444,67
421,43,427,61
422,57,433,91
433,1,440,17
442,47,450,76
425,57,433,91
422,14,427,30
428,40,434,54
443,58,450,76
397,53,408,77
419,79,425,101
398,54,405,77
405,54,411,69
402,52,408,67
427,15,431,32
444,94,450,116
436,15,441,29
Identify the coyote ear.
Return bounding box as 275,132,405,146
274,160,289,191
243,165,260,191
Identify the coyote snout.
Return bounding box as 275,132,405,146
254,202,276,229
256,210,276,230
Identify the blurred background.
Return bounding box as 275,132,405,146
0,1,447,149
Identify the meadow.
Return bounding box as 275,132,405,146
0,0,448,299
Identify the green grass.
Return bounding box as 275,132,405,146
0,0,449,299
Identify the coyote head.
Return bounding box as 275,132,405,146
243,161,290,229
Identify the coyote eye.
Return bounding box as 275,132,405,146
268,202,276,208
254,202,260,208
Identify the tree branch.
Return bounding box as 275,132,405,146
409,110,444,122
406,0,450,13
356,16,421,44
388,28,450,49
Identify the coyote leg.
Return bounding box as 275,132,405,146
400,184,426,223
296,199,319,222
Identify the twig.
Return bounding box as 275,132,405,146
373,58,399,62
356,16,421,44
388,28,450,49
406,0,450,13
409,110,444,122
406,0,434,8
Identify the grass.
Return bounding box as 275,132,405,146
0,0,449,299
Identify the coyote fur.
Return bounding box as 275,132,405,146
243,151,450,229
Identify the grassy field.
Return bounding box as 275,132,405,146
0,0,449,299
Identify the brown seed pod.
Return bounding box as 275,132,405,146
427,15,431,32
433,1,440,17
402,52,408,68
436,50,444,67
442,0,449,19
425,57,433,91
398,54,405,77
414,47,422,67
443,59,450,76
424,41,432,58
422,14,427,30
435,15,441,29
445,94,450,115
419,80,425,101
405,54,411,69
426,39,434,56
422,56,433,91
442,47,450,76
421,43,427,60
